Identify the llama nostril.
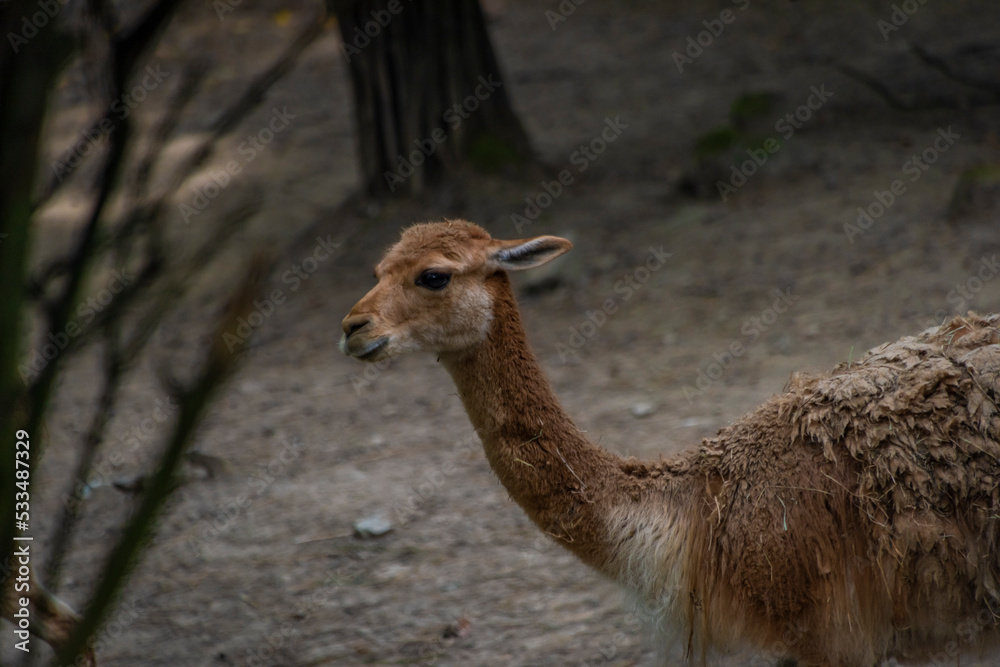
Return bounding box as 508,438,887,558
345,319,369,338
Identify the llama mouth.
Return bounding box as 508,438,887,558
354,337,388,361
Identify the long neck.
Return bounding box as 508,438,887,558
440,273,640,572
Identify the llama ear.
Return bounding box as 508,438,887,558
487,236,572,271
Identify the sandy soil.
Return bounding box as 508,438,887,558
14,0,1000,665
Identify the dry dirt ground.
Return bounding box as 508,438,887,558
15,0,1000,665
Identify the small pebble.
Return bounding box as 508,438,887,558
354,514,393,538
630,402,656,418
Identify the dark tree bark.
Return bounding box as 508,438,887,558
331,0,532,198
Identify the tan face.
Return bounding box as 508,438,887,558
338,253,495,362
339,221,571,363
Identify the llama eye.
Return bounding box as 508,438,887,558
416,270,451,290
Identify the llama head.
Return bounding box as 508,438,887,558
340,220,571,362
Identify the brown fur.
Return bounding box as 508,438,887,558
340,221,1000,666
2,570,96,665
440,272,630,572
685,312,1000,665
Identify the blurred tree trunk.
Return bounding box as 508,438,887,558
330,0,532,198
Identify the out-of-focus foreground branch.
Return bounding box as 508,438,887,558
0,0,326,663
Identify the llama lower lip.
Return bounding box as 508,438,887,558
356,338,388,360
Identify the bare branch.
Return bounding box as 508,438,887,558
908,42,1000,100
44,326,125,587
52,255,271,667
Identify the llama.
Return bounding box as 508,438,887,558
339,220,1000,666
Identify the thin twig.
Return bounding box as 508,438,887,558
772,484,833,496
45,325,125,588
909,42,1000,99
553,444,586,490
24,0,185,449
36,0,187,203
518,430,543,447
53,255,269,666
293,532,353,545
834,62,912,111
